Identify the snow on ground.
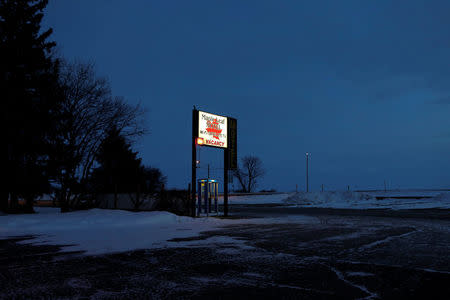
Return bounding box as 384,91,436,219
223,193,291,205
363,190,450,198
221,191,450,209
0,207,315,255
1,190,449,256
284,191,450,209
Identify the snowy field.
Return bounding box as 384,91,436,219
224,190,450,209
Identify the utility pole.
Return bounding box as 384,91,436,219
306,152,309,193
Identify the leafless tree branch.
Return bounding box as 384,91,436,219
52,61,147,210
233,155,265,193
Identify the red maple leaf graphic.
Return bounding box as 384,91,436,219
206,118,222,139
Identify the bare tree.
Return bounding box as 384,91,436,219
51,61,146,211
234,155,265,193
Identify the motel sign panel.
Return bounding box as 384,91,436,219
198,111,228,148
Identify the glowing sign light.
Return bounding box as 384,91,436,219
198,111,227,148
196,137,204,145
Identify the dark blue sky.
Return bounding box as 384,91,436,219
43,0,450,191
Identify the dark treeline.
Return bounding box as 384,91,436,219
1,0,165,213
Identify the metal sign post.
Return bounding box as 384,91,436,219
224,147,229,217
191,109,198,217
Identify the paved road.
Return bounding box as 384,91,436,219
1,207,449,299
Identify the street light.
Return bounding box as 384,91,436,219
306,152,309,193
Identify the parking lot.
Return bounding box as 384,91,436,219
1,207,449,299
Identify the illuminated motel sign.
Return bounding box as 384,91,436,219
198,111,228,148
191,109,237,217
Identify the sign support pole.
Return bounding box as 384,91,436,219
191,109,198,217
224,148,229,217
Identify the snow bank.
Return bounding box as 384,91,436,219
284,191,375,209
0,208,228,255
225,193,291,205
364,190,450,198
284,191,450,209
0,207,315,255
221,190,450,209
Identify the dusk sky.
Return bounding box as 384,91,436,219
43,0,450,192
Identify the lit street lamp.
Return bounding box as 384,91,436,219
306,152,309,193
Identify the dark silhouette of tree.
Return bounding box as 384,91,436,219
50,61,146,211
234,155,265,193
1,0,59,213
91,126,141,193
141,166,166,195
91,128,166,210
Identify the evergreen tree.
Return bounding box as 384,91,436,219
1,0,59,212
91,127,142,195
91,127,166,210
141,166,166,195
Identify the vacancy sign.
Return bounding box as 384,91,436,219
198,111,228,148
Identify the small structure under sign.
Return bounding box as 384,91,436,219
197,179,219,216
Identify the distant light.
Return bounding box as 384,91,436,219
196,160,200,164
196,137,204,145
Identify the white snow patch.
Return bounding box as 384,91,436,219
0,207,315,255
419,268,450,275
284,191,450,209
357,230,417,251
222,193,291,205
328,265,378,299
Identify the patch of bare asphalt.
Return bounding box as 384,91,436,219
1,214,450,299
